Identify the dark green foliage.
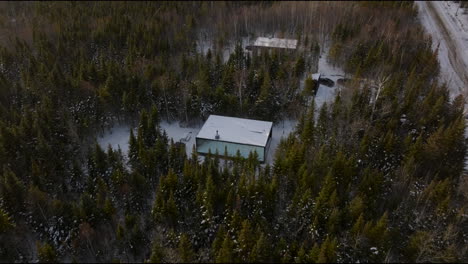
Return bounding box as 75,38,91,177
37,242,58,263
216,233,234,263
178,234,195,263
0,206,14,233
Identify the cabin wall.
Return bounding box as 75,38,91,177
196,138,265,162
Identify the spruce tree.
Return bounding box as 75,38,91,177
178,233,195,263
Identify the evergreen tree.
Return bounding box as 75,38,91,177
0,207,14,233
37,242,58,263
0,166,26,214
317,236,337,263
178,233,195,263
237,219,255,261
249,232,269,263
216,234,234,263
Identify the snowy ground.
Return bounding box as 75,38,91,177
97,121,203,158
417,1,468,170
160,121,202,156
265,119,298,165
314,53,345,109
97,119,299,166
97,125,131,154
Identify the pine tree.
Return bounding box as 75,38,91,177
351,213,365,239
294,56,305,78
152,188,164,223
37,242,58,263
366,211,389,249
165,191,178,227
216,233,234,263
0,166,26,213
317,236,337,263
0,206,14,233
295,245,307,263
348,195,364,221
314,171,337,227
308,243,320,263
303,76,317,96
211,225,226,258
237,219,255,261
249,232,269,263
301,101,315,144
178,233,195,263
358,167,384,214
406,231,432,262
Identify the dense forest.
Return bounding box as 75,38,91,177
0,1,467,263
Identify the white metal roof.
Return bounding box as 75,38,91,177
196,115,273,147
253,37,298,49
311,73,321,81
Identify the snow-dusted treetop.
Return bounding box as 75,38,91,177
196,115,273,147
253,37,298,49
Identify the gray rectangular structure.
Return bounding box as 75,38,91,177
251,37,298,49
196,115,273,162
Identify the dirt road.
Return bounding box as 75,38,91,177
417,1,468,98
427,2,468,95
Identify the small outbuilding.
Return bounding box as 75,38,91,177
246,37,298,51
195,115,273,162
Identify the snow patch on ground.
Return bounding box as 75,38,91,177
314,52,346,109
317,51,345,78
97,125,131,154
266,119,298,165
98,122,202,158
160,121,202,157
315,82,339,110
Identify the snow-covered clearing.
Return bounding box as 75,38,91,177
417,1,468,171
97,119,298,166
159,121,202,156
265,119,298,165
98,45,346,166
314,53,345,109
97,125,131,154
97,121,203,158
